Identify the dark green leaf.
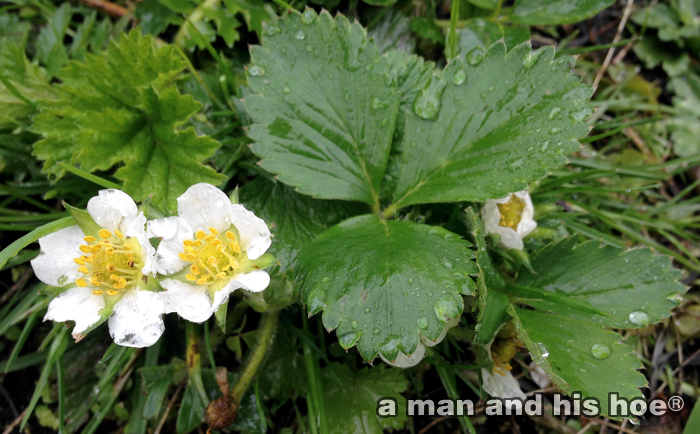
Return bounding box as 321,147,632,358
135,0,179,36
239,177,357,272
176,383,206,434
511,306,646,418
245,10,400,208
297,215,478,361
323,363,408,434
458,19,530,55
139,366,174,419
511,0,615,25
516,238,686,328
390,44,592,209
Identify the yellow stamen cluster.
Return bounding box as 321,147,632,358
179,227,241,285
73,229,142,295
496,195,526,229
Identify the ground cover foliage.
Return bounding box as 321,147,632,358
1,0,700,433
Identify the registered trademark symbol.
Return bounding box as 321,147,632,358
668,395,684,412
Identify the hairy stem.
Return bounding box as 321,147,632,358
231,311,279,402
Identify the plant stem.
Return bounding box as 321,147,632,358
186,321,209,405
173,0,223,50
231,311,279,402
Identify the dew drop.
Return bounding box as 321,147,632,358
372,97,388,109
264,25,280,36
418,316,429,329
351,320,358,329
591,343,612,360
373,327,380,335
549,127,562,135
413,77,447,120
321,277,331,283
283,84,291,94
629,311,651,326
548,107,562,119
364,307,370,313
248,65,265,76
381,118,388,127
442,258,453,270
295,30,305,40
407,277,414,284
466,47,485,66
301,8,317,24
453,69,466,85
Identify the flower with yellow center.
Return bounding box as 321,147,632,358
148,183,273,323
481,190,537,250
31,189,165,347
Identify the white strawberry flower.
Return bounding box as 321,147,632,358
148,183,273,323
481,190,537,250
31,189,165,347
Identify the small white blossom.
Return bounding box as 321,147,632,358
481,368,527,401
481,190,537,250
148,183,272,323
31,190,165,347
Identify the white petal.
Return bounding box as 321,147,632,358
212,270,271,311
177,183,232,233
126,212,157,277
148,217,192,275
421,318,459,347
31,225,85,287
87,189,139,234
481,368,527,400
108,290,166,348
379,344,426,368
517,219,538,239
161,279,213,323
481,198,503,235
44,286,105,339
230,204,271,260
496,226,524,250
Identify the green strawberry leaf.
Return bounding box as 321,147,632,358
516,238,686,328
239,177,359,272
244,10,400,209
390,43,592,209
510,306,647,418
510,0,615,25
296,214,478,361
32,29,225,209
323,363,408,434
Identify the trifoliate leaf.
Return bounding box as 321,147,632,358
510,306,646,418
296,215,478,361
245,10,400,208
510,0,615,25
323,363,408,434
239,177,358,272
32,29,225,209
515,238,686,328
390,43,592,209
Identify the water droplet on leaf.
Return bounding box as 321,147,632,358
591,343,612,360
629,311,651,326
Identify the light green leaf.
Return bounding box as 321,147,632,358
670,73,700,157
245,10,400,209
368,9,415,55
35,3,72,77
390,43,592,209
239,177,358,272
511,306,647,418
296,214,478,361
458,19,530,55
0,16,31,47
0,42,58,128
32,29,225,209
510,0,615,25
516,238,686,328
323,363,408,434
